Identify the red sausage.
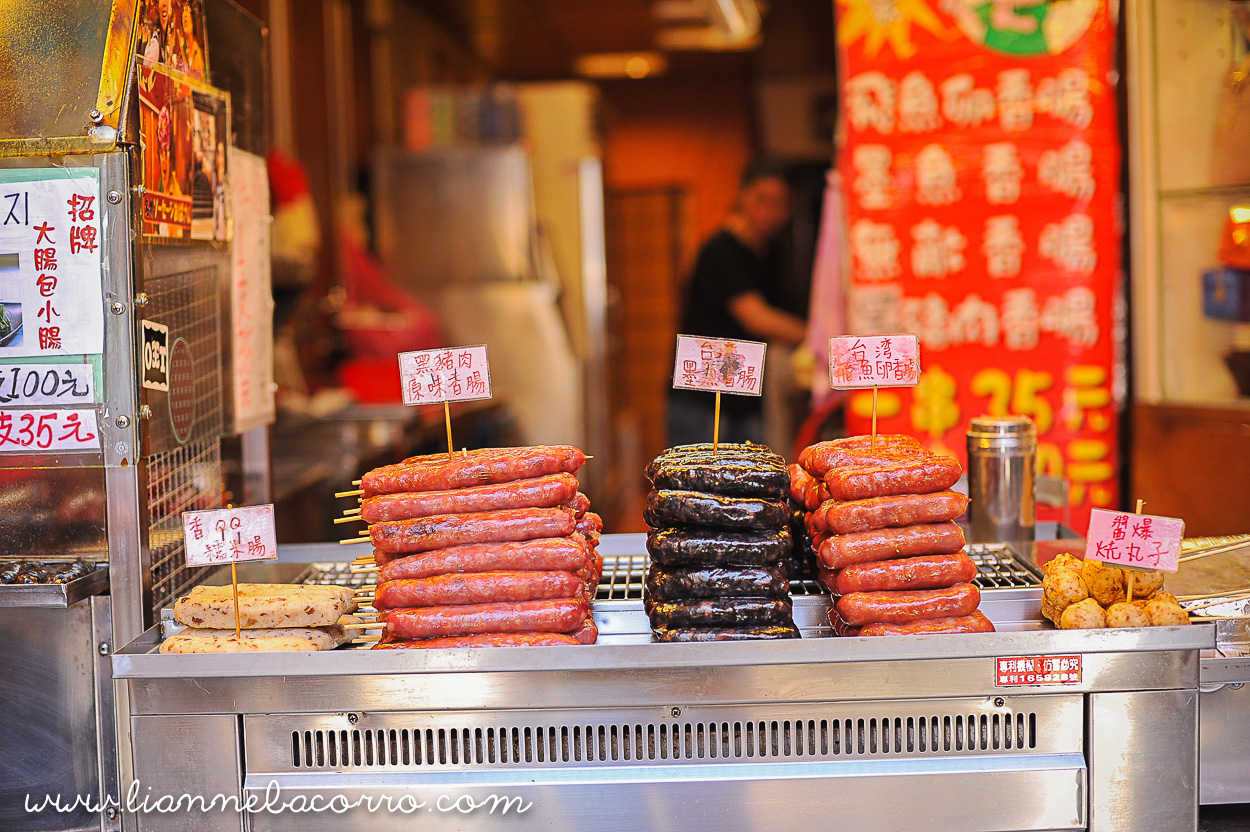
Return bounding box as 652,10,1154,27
360,474,579,523
373,571,586,609
569,616,599,644
802,435,925,477
575,512,603,535
370,507,576,555
837,582,981,626
565,492,591,517
817,522,966,570
823,457,962,500
811,491,970,535
834,552,977,594
381,598,589,638
373,632,582,649
860,610,996,637
376,537,590,582
362,446,587,496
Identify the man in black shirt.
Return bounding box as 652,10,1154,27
668,159,808,447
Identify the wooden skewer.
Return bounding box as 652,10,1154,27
334,516,364,525
1178,587,1250,604
343,621,382,630
336,489,364,498
343,507,361,515
352,638,381,644
350,566,378,573
353,480,361,485
1184,594,1250,614
339,538,368,545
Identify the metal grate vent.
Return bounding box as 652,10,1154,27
147,439,222,613
288,712,1037,770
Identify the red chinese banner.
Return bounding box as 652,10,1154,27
835,0,1121,530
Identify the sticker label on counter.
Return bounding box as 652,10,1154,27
0,407,99,452
1085,508,1184,572
398,345,492,406
995,655,1083,686
828,334,921,389
183,504,278,567
0,363,95,405
141,320,170,392
672,334,767,395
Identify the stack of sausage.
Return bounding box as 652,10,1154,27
643,443,799,642
357,446,603,648
796,434,995,637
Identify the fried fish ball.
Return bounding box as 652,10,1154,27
1040,598,1063,625
1148,589,1179,605
1043,568,1089,613
1082,559,1125,606
1060,598,1107,629
1144,599,1189,627
1125,569,1164,597
1046,553,1083,575
1106,602,1150,628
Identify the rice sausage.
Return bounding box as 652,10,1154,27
646,443,784,480
651,458,789,499
373,571,586,609
370,507,576,555
859,610,996,637
644,489,790,530
823,457,963,500
648,597,794,629
376,537,590,581
646,527,792,567
653,626,800,642
381,598,588,638
817,522,966,570
360,473,579,523
362,446,586,496
645,563,790,603
834,552,977,594
837,582,981,626
811,490,970,535
373,632,582,649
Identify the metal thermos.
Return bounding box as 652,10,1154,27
966,416,1037,544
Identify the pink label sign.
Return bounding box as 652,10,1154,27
183,505,279,567
398,345,492,406
0,408,99,452
1085,508,1185,573
672,335,767,396
828,334,921,389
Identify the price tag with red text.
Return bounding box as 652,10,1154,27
183,505,278,567
672,335,767,395
828,334,921,389
1085,509,1184,573
0,407,99,452
398,345,492,406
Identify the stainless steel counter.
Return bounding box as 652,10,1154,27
110,537,1216,832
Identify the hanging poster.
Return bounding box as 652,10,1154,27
137,60,229,241
136,0,209,82
835,0,1121,530
0,168,105,357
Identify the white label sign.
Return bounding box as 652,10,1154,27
0,363,94,405
182,504,279,567
672,334,767,396
398,345,492,406
0,407,100,452
0,168,105,357
228,148,276,432
828,334,921,389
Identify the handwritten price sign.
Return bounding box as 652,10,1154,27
828,334,921,389
398,345,492,406
182,505,278,568
0,408,99,452
672,335,767,396
1085,508,1185,573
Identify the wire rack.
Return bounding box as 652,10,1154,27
968,544,1042,588
147,439,222,614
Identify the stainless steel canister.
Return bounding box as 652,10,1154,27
966,415,1037,544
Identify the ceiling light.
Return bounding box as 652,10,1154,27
574,52,669,79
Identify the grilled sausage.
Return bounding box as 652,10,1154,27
817,522,966,570
644,489,790,530
837,582,981,626
823,457,963,501
360,473,578,523
810,491,970,535
834,552,977,594
362,446,587,496
370,507,576,555
648,597,794,629
569,616,599,644
373,632,583,649
653,625,800,642
373,571,586,609
859,610,996,637
646,527,792,568
566,492,592,517
376,537,590,582
381,598,589,638
645,563,790,603
801,434,924,477
575,512,604,535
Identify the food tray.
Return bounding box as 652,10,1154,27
0,564,108,608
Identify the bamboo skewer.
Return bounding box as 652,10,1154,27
1183,593,1250,614
336,489,364,498
339,538,368,545
334,516,364,524
1177,587,1250,603
343,621,382,630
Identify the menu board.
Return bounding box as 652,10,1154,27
835,0,1121,529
